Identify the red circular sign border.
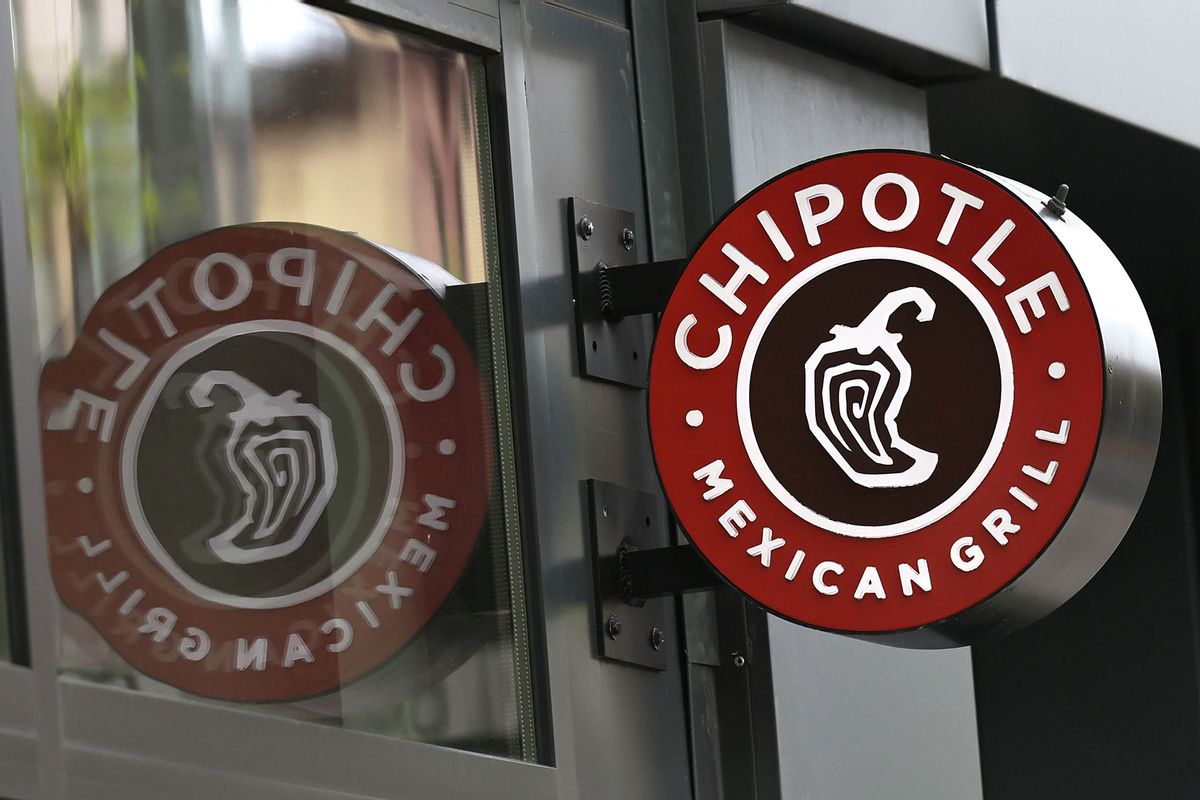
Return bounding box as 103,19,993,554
40,222,494,702
647,149,1108,638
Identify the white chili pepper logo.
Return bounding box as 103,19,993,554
188,371,338,565
804,287,939,488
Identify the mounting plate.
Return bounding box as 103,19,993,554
568,198,653,388
587,479,669,671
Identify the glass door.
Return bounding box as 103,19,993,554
3,1,548,796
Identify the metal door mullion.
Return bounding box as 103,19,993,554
0,2,68,797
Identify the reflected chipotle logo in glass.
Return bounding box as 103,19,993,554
41,223,491,701
650,150,1160,645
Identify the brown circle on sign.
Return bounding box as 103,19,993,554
134,329,394,600
748,258,1002,528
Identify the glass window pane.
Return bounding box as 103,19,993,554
15,0,537,762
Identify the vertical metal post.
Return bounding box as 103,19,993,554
0,3,67,797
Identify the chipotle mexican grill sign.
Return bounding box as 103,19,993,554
649,150,1161,645
40,223,491,700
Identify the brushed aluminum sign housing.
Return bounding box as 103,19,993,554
648,150,1161,647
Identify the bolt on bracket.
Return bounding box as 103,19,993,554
586,479,671,671
567,198,654,388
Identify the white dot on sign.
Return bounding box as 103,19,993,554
686,410,704,428
77,477,94,494
437,439,456,456
1048,362,1067,380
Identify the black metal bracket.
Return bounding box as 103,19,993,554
618,541,721,600
587,479,671,670
586,478,723,672
568,198,653,388
597,259,687,320
586,479,723,670
567,198,688,387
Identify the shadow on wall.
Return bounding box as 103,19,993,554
930,77,1200,800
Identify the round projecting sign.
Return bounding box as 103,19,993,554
41,223,491,700
649,150,1161,646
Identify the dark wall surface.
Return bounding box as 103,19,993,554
930,78,1200,800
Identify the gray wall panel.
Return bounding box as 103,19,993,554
506,2,695,798
700,0,990,71
719,25,929,182
706,22,984,800
996,0,1200,149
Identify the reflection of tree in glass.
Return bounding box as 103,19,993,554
16,41,161,350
